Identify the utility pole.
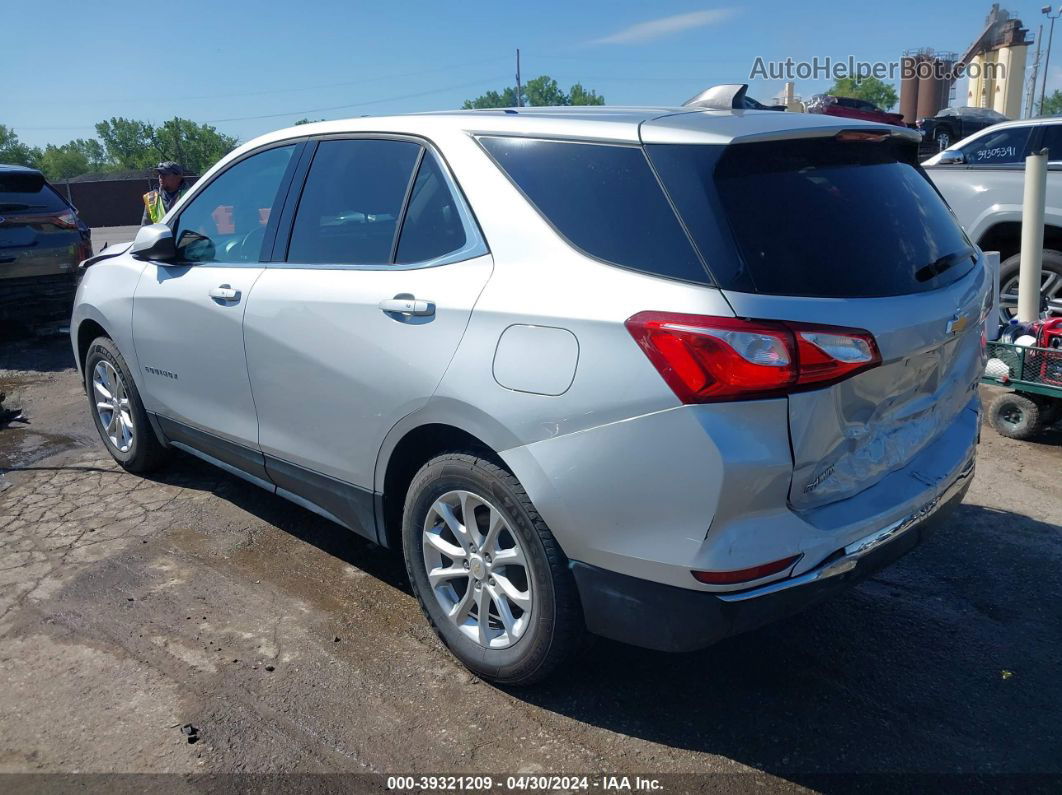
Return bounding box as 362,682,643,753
1028,24,1043,119
1040,6,1061,116
515,48,523,107
172,116,185,167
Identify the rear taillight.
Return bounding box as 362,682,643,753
55,211,79,229
625,312,881,403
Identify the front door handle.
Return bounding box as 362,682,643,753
209,284,240,301
378,297,434,316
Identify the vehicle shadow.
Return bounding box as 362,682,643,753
98,450,1062,780
0,333,76,374
510,502,1062,781
138,449,412,594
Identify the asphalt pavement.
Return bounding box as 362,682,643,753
91,225,140,254
0,335,1060,787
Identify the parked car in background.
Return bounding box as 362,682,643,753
806,94,907,126
72,103,985,685
918,106,1008,151
0,165,92,331
925,117,1062,318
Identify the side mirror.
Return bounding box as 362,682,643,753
937,150,965,165
130,223,177,262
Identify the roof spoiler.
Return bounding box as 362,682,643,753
682,83,749,110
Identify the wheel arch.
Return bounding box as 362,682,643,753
977,221,1062,262
76,317,110,377
375,400,524,550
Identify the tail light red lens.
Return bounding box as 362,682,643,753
54,211,79,229
692,554,802,585
625,312,880,403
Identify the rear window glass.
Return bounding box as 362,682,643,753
0,171,67,212
479,137,708,284
647,139,975,298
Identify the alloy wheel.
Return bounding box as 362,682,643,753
1000,267,1062,321
421,489,533,649
92,360,134,453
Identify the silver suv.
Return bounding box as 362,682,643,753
72,101,987,684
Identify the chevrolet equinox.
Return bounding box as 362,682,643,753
72,91,987,684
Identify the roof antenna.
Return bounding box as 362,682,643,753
682,83,749,110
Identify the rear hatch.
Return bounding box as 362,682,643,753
644,122,986,510
0,169,88,281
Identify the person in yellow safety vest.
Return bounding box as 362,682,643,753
141,161,188,225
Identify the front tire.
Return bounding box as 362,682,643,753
84,336,171,473
402,452,583,686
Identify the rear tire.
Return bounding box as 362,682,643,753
84,336,171,473
988,392,1042,440
402,452,583,686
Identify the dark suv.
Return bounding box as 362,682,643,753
0,165,92,330
917,106,1008,151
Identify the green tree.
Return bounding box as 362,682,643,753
0,124,42,168
1041,89,1062,116
825,76,899,111
95,117,157,170
567,83,605,106
294,117,325,125
37,139,109,181
152,117,238,175
462,76,605,108
524,76,567,106
462,88,521,109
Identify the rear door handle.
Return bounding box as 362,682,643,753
209,284,240,301
378,297,434,316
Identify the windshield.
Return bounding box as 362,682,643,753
646,137,975,297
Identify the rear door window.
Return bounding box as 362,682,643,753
479,136,707,284
287,139,421,265
647,138,974,298
959,126,1032,165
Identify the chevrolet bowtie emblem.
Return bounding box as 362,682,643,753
946,313,969,335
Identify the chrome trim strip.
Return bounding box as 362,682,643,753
717,457,975,603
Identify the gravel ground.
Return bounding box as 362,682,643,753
0,336,1060,787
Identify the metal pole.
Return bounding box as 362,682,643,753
1040,15,1056,116
515,49,523,107
1018,148,1048,323
172,116,185,166
1028,24,1043,118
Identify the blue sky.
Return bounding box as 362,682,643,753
5,0,1062,148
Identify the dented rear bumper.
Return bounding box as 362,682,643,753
572,453,974,652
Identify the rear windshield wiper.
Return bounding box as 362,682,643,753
914,247,976,283
0,202,49,211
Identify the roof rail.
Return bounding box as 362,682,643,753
682,83,749,110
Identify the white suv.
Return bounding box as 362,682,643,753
73,98,986,684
